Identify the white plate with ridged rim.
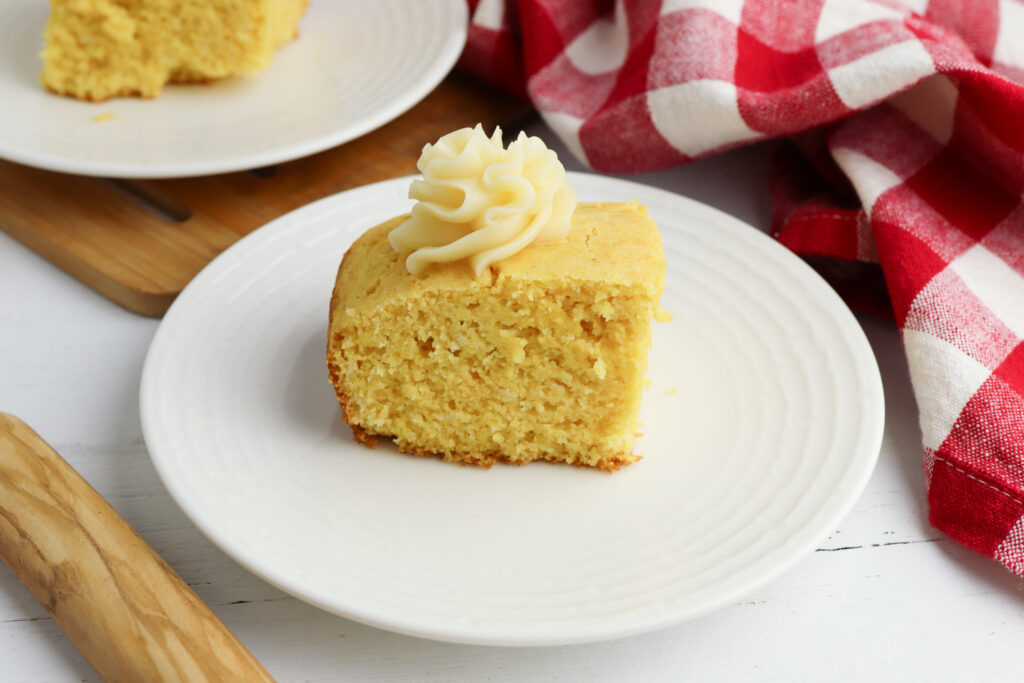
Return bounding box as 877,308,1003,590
140,173,884,646
0,0,466,178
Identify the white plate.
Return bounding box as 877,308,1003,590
0,0,466,178
141,174,884,646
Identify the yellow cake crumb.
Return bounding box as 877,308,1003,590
91,112,115,122
327,202,666,472
41,0,308,101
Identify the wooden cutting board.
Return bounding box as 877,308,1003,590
0,73,534,317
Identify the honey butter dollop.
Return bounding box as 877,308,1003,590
388,124,577,276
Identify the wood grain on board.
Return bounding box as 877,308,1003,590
0,74,534,317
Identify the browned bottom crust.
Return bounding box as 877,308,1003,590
329,380,640,473
44,84,150,102
44,76,216,103
345,418,640,473
167,74,216,85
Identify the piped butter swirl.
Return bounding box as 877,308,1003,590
388,125,577,276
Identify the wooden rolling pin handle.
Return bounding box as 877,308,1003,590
0,413,275,683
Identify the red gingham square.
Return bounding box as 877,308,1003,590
874,184,985,261
929,454,1024,558
981,209,1024,278
942,365,1024,493
829,104,944,177
816,20,919,71
904,148,1019,241
739,0,824,52
925,0,1000,65
994,343,1024,397
735,32,824,93
529,55,619,116
647,9,738,87
904,268,1021,370
580,94,688,172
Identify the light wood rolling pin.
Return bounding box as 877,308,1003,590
0,413,274,682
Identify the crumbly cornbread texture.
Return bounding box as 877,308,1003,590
41,0,308,101
327,201,666,472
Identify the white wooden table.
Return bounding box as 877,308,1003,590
3,129,1023,681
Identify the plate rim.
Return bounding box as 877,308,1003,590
0,0,467,178
141,173,885,645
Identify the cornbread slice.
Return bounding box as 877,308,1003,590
327,201,666,471
41,0,308,101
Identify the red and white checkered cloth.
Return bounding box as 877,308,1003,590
459,0,1024,576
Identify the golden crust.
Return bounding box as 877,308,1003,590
40,0,308,102
327,240,378,450
326,203,664,472
395,443,640,473
338,421,640,473
43,75,217,102
326,231,641,472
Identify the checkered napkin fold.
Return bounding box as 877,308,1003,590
459,0,1024,575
